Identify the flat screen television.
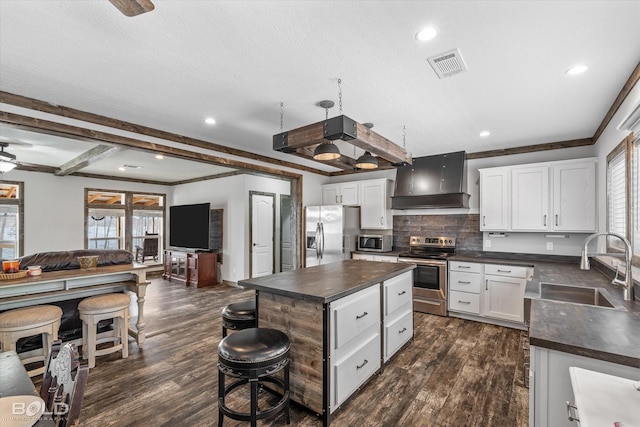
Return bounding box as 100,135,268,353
169,203,210,250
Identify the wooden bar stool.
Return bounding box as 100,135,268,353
221,300,257,337
78,293,130,369
0,305,62,377
217,328,291,427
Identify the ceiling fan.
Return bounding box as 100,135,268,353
108,0,155,17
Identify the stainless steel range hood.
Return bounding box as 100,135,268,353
392,151,470,209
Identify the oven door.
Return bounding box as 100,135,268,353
399,257,448,315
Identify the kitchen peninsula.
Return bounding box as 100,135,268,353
238,259,415,426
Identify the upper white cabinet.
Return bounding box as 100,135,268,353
552,161,597,232
479,158,597,233
511,165,549,231
360,179,393,229
322,182,360,206
479,168,510,231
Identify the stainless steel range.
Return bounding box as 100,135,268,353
398,236,456,316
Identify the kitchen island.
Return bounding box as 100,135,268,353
238,259,416,426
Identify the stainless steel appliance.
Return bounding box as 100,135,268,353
305,205,360,267
398,236,456,316
357,234,393,252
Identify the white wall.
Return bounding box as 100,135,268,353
8,170,169,254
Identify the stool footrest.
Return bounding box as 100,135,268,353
219,377,289,422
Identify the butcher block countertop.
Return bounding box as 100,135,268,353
238,259,415,303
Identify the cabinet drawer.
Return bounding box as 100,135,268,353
449,261,482,274
449,290,480,314
449,271,482,293
332,286,380,349
384,271,412,316
485,264,529,278
333,334,381,408
384,310,413,361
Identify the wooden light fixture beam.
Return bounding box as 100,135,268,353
273,115,412,170
108,0,155,17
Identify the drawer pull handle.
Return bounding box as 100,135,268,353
356,359,369,370
566,401,579,422
399,327,407,334
497,269,512,273
356,311,368,319
458,300,471,304
458,265,471,269
458,280,471,284
398,290,406,295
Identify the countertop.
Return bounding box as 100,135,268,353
238,259,415,304
448,252,640,368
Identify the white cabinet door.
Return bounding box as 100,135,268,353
322,182,360,206
479,168,510,230
361,179,392,229
552,161,597,232
511,166,549,231
483,274,526,323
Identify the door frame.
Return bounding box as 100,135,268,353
249,191,276,278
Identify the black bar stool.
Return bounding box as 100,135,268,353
221,300,256,337
217,328,291,427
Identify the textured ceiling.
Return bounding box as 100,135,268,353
1,0,639,179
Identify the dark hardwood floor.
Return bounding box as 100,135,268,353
44,275,529,426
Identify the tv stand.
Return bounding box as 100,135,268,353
163,249,218,288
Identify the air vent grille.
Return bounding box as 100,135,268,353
427,48,468,79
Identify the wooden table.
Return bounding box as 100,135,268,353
0,263,150,347
239,260,415,426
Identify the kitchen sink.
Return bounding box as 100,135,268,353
538,283,616,308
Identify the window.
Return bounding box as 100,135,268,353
0,181,23,258
85,189,165,261
606,134,638,264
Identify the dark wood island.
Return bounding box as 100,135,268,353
238,259,416,426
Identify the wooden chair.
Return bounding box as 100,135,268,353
40,340,89,427
135,232,158,262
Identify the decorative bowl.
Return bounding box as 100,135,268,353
77,255,99,270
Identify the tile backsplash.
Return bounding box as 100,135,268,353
393,214,482,253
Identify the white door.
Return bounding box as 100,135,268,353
511,166,549,231
360,180,386,229
479,169,510,230
251,194,274,278
552,161,597,232
483,275,526,323
280,195,292,271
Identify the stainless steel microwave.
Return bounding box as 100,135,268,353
357,235,393,252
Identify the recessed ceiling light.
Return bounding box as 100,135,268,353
479,130,491,138
118,167,125,171
204,117,216,125
565,65,588,75
415,27,438,42
155,154,164,160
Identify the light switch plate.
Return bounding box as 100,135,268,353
546,242,553,250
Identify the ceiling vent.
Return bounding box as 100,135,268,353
427,48,468,79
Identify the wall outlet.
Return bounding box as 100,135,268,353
546,242,553,251
485,240,491,248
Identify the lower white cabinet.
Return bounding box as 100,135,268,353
383,270,413,362
351,253,398,263
529,345,639,427
448,260,532,328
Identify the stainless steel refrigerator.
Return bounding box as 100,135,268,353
305,205,360,267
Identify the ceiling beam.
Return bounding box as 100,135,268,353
466,138,593,160
55,144,120,176
108,0,154,17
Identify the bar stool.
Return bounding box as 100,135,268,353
217,328,291,427
0,305,62,377
221,300,257,337
78,293,130,369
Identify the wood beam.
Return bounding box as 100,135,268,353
108,0,154,17
106,195,122,205
466,138,593,160
0,91,328,176
55,144,120,176
88,193,103,203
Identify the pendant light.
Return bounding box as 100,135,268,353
355,123,378,169
313,99,341,161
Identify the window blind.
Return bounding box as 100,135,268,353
607,149,626,250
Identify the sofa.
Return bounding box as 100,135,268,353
18,249,133,271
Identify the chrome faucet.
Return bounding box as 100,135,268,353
580,232,634,301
